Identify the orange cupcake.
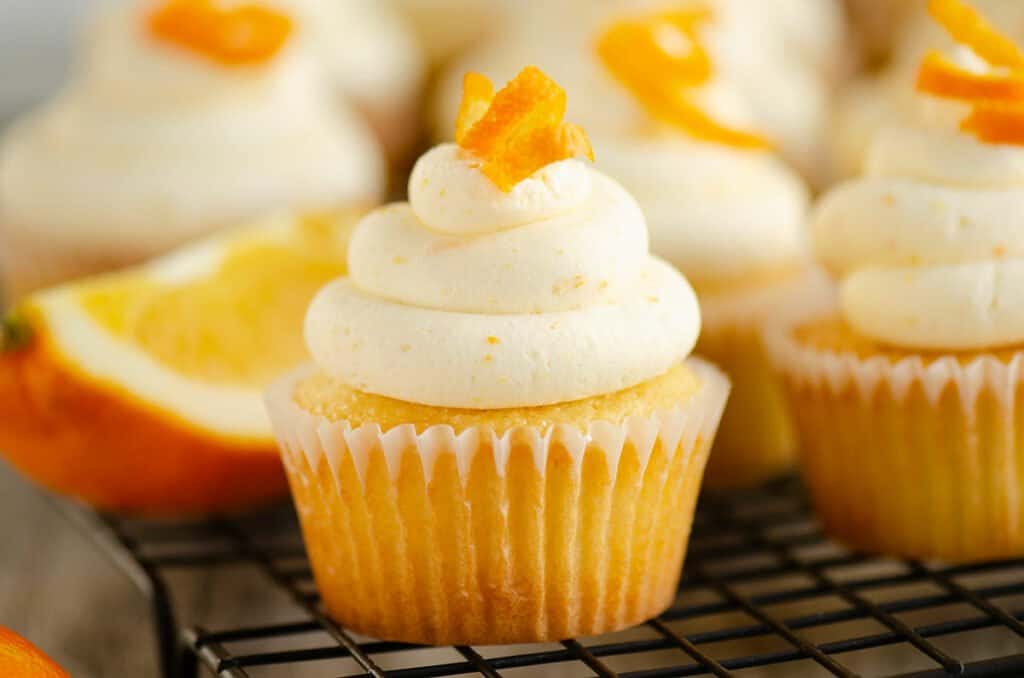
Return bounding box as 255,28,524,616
266,68,729,644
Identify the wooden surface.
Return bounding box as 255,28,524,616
0,463,155,676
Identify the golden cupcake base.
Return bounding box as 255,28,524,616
267,359,729,644
771,315,1024,562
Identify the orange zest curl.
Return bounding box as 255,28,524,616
927,0,1024,70
455,67,595,192
961,105,1024,144
917,50,1024,102
595,7,770,150
148,0,293,67
918,0,1024,146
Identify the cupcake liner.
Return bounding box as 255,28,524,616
768,323,1024,562
266,358,730,645
698,269,835,489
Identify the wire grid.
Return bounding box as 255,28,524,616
67,479,1024,678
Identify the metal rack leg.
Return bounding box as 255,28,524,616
142,562,182,678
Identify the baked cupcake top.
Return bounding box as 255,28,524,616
305,68,701,410
0,0,383,252
814,0,1024,351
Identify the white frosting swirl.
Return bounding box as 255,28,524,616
814,53,1024,350
306,143,701,409
0,1,384,257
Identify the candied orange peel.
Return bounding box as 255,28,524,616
595,6,770,149
917,51,1024,102
917,0,1024,145
455,67,595,192
928,0,1024,70
148,0,293,67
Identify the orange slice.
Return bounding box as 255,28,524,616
455,68,595,192
148,0,293,67
0,628,68,678
917,50,1024,102
961,104,1024,143
928,0,1024,70
596,8,771,149
0,210,362,515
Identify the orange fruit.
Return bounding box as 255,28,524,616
0,627,68,678
0,211,359,515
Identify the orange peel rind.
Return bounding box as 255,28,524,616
928,0,1024,70
917,50,1024,102
0,627,69,678
917,0,1024,146
595,7,771,150
455,67,595,192
961,104,1024,144
148,0,293,67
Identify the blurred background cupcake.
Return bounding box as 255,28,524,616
0,0,385,302
774,0,1024,561
431,0,848,188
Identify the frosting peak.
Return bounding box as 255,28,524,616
307,143,701,409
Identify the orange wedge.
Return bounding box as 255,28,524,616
928,0,1024,70
596,8,771,149
0,211,361,515
456,68,595,192
148,0,294,67
917,50,1024,102
0,627,68,678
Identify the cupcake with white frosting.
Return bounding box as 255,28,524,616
265,67,730,644
584,8,831,489
771,0,1024,561
0,0,384,301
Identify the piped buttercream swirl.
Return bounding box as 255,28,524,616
306,143,701,409
814,50,1024,350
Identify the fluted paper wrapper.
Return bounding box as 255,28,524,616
768,323,1024,562
698,269,835,489
266,359,730,645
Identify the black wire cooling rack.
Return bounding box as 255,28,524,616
57,478,1024,678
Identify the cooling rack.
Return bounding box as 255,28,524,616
57,478,1024,677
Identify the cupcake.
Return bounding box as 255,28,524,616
266,67,730,644
589,9,832,489
277,0,424,165
771,0,1024,561
0,0,384,302
432,1,840,188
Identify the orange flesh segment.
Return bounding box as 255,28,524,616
961,105,1024,143
148,0,293,67
928,0,1024,70
596,8,770,149
917,50,1024,101
455,67,595,192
